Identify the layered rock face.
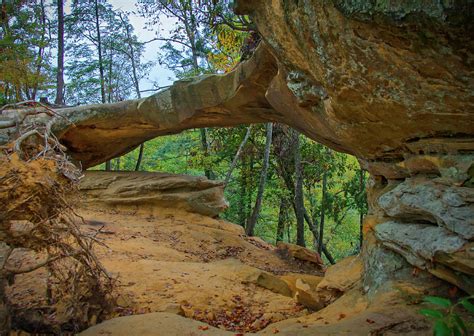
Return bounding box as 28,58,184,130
233,0,474,295
78,171,228,217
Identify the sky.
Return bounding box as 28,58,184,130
108,0,176,96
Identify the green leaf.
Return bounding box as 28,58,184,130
434,320,452,336
424,296,452,308
460,298,474,313
452,314,468,335
419,309,444,319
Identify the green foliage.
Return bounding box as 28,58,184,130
137,0,252,76
95,124,367,262
65,1,150,104
0,0,53,101
419,295,473,336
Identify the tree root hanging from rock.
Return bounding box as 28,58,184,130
0,102,115,334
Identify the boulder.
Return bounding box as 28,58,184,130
276,242,324,267
280,274,324,310
293,279,324,311
241,269,292,297
280,273,323,295
78,171,228,217
316,256,363,304
79,312,233,336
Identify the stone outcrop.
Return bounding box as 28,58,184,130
240,269,293,298
234,0,474,295
276,242,324,268
78,171,228,217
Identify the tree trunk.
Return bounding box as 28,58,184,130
94,0,109,170
318,172,327,254
238,158,247,227
276,158,336,264
359,169,365,249
55,0,64,105
107,51,113,103
224,126,252,186
118,13,144,172
303,209,335,264
276,196,289,243
94,0,106,104
31,0,46,101
245,155,254,229
135,144,144,171
293,130,306,247
200,128,214,179
246,122,273,236
185,16,214,180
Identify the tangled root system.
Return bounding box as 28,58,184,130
0,104,115,334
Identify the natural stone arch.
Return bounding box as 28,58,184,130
1,0,472,296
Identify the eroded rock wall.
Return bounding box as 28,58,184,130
234,0,474,294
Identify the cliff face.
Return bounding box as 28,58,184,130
234,0,474,294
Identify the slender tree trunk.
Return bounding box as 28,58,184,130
118,13,144,171
293,130,306,247
32,0,46,101
287,222,291,243
277,159,335,264
135,144,144,171
94,0,109,171
307,185,319,250
359,169,365,249
55,0,65,105
246,123,273,236
245,155,254,228
318,172,327,255
238,158,247,227
200,128,214,179
303,209,335,264
107,51,113,103
94,0,106,104
187,20,214,180
224,126,252,185
276,196,289,243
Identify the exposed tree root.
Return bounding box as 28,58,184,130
0,103,114,334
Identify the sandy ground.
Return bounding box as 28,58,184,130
8,206,323,333
8,206,446,336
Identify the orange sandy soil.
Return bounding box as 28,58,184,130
8,206,322,333
8,206,439,336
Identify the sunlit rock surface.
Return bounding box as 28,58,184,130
79,171,228,217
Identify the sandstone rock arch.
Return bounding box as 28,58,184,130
2,0,472,296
